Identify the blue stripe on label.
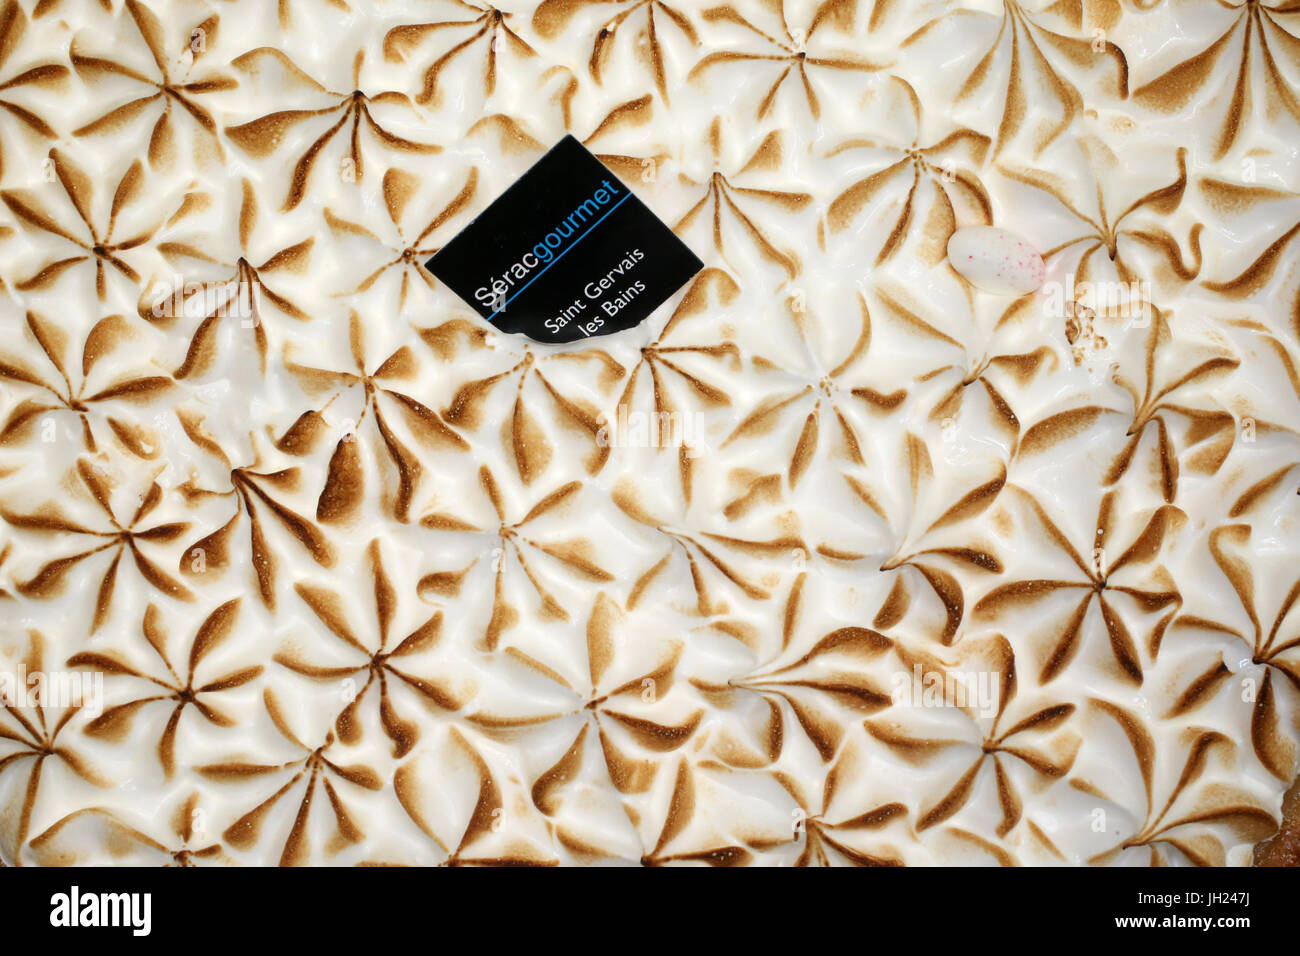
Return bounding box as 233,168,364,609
487,190,634,321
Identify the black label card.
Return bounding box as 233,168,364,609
425,135,703,344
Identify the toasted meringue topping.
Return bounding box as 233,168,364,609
0,0,1298,867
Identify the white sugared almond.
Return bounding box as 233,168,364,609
947,226,1045,296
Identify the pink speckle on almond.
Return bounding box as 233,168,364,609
946,225,1045,296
